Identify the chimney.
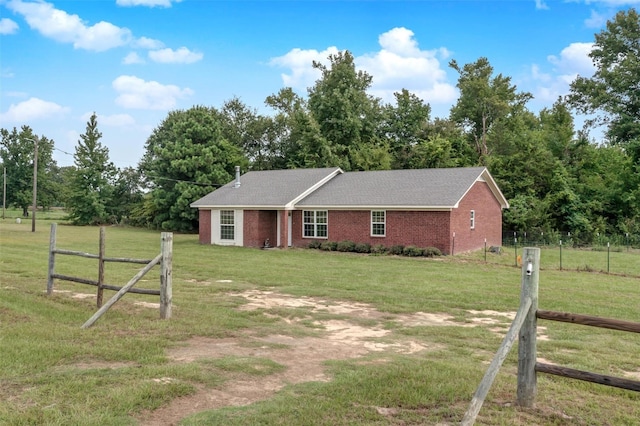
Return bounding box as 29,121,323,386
233,166,241,188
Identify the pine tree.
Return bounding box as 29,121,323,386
67,113,116,225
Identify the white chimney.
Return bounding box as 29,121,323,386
234,166,241,188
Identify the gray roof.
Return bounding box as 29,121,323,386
298,167,502,209
190,167,341,208
191,166,509,210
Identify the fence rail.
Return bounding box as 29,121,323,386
47,223,172,327
462,247,640,425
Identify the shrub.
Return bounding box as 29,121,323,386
336,240,356,252
423,247,442,257
370,244,387,255
403,245,424,257
320,241,337,251
388,245,404,255
354,242,371,253
307,240,322,249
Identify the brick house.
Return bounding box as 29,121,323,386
190,166,509,254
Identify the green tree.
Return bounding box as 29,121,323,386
382,89,431,169
449,57,532,163
139,105,247,232
109,167,144,224
567,8,640,146
0,126,56,216
307,51,390,171
67,113,116,225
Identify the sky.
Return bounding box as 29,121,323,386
0,0,638,169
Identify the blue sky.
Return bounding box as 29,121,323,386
0,0,637,168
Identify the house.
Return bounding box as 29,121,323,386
190,166,509,254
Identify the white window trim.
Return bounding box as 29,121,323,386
371,210,386,237
470,210,475,229
303,210,328,239
220,210,235,240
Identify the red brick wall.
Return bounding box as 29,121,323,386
450,181,503,253
243,210,278,248
290,210,453,253
198,210,211,244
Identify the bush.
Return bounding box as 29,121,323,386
370,244,387,255
423,247,442,257
308,240,322,249
320,241,337,251
388,245,405,255
354,243,371,253
336,240,356,252
403,245,424,257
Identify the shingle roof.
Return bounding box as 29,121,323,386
298,167,500,209
191,166,509,210
190,167,342,208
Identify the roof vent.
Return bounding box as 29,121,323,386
234,166,241,188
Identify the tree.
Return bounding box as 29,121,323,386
0,126,56,216
382,89,431,169
449,57,532,163
567,8,640,146
67,113,116,225
139,106,247,232
307,51,390,171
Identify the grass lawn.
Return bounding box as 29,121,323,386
0,218,639,425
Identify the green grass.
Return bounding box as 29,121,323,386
1,219,639,425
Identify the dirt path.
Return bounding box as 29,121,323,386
133,290,515,425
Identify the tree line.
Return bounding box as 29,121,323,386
1,9,639,243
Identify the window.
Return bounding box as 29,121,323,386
470,210,475,229
303,210,328,238
220,210,235,240
371,210,386,236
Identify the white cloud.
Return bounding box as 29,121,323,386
6,0,131,51
0,97,69,122
123,52,145,64
535,0,549,10
547,42,594,76
269,46,340,89
116,0,180,7
112,75,194,110
148,47,203,64
529,42,595,103
133,36,164,50
269,27,457,107
357,28,456,104
584,10,608,28
0,18,19,34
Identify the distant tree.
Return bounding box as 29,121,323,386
382,89,431,169
0,126,55,216
449,57,532,163
109,167,144,224
308,51,390,170
567,8,640,147
138,106,247,232
67,113,116,225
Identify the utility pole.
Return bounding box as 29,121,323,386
28,137,38,232
2,167,6,220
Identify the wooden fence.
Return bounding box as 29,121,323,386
46,223,172,328
462,247,640,425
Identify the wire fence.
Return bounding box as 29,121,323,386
471,231,640,277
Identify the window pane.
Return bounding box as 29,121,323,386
220,210,234,225
317,224,327,237
304,224,315,237
220,225,234,240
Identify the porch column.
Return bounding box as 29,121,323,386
279,209,289,249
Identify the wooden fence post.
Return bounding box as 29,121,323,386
47,223,57,295
160,232,173,319
81,254,162,329
517,247,540,407
97,226,105,308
